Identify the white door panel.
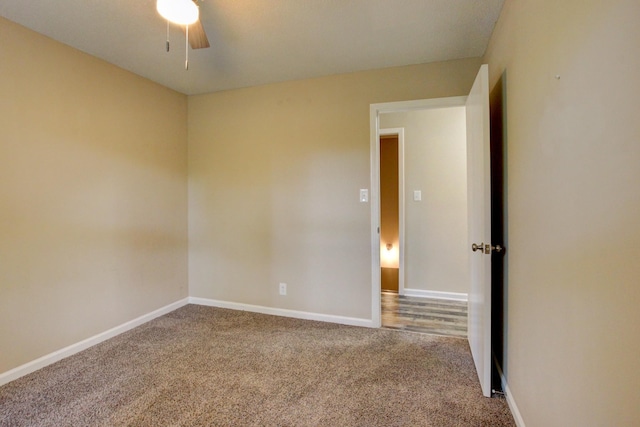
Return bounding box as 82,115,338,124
466,64,492,397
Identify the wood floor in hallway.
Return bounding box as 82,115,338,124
381,291,467,338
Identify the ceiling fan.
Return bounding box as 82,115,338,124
157,0,210,68
186,17,210,50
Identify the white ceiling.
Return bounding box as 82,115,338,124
0,0,505,95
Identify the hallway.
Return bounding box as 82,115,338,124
381,291,467,337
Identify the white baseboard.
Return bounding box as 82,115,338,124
402,288,468,301
0,298,189,387
504,381,526,427
188,297,375,328
496,361,526,427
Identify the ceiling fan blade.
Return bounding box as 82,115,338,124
184,19,210,49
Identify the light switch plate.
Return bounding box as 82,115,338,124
413,190,422,201
360,189,369,202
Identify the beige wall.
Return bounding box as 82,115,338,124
380,107,468,295
484,0,640,425
0,18,188,374
188,58,481,319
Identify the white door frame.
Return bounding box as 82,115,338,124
379,128,405,295
369,96,467,327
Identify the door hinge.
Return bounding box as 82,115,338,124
490,244,505,254
473,243,505,254
492,389,505,398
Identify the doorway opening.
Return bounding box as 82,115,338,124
375,102,470,337
370,64,498,398
369,96,468,330
379,129,404,295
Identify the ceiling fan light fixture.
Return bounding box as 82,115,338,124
157,0,199,26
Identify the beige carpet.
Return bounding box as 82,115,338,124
0,305,514,426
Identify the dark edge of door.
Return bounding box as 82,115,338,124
489,71,508,395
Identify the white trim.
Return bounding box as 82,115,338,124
370,106,382,328
496,362,526,427
0,298,189,387
379,128,405,296
504,381,526,427
402,288,468,301
370,96,468,114
370,96,467,329
189,297,375,328
398,130,406,296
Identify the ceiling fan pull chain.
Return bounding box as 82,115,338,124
166,20,170,52
185,25,189,70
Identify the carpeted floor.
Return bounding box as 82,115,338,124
0,305,515,426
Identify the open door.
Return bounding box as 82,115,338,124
466,64,493,397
